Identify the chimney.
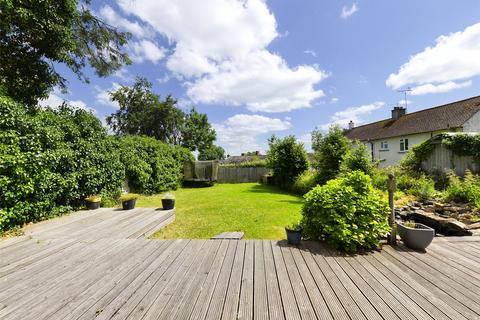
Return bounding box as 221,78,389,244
391,106,406,120
348,120,355,129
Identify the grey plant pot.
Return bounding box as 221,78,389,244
397,222,435,250
285,228,302,245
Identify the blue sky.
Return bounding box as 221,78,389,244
44,0,480,155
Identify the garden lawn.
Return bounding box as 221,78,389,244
137,183,303,239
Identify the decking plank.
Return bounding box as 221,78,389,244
306,242,367,320
188,240,230,320
238,240,255,320
383,248,480,319
93,240,190,320
262,241,285,320
300,244,350,320
271,241,302,320
366,253,463,320
345,255,421,320
221,241,246,320
289,245,333,320
203,240,238,319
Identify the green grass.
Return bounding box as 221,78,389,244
137,183,303,239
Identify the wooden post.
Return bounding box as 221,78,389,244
387,173,397,245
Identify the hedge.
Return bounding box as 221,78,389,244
0,96,124,231
0,96,193,231
119,135,193,194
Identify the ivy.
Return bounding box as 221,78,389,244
401,133,480,172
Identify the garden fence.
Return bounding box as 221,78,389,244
217,166,270,183
421,143,479,176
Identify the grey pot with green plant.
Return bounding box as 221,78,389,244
285,222,302,245
85,195,101,210
397,221,435,250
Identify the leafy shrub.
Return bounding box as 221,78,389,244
370,167,390,191
292,170,318,195
340,142,374,176
312,126,351,184
0,96,124,231
119,135,193,194
444,171,480,207
400,140,435,172
301,171,390,252
266,135,309,188
396,173,436,200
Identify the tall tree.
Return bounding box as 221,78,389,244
198,145,225,161
312,126,351,184
182,108,216,152
107,78,216,152
266,135,309,188
0,0,130,105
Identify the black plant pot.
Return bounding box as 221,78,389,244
162,199,175,210
122,199,136,210
85,201,100,210
285,228,302,245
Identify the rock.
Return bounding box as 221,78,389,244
422,200,434,206
466,222,480,230
412,210,472,236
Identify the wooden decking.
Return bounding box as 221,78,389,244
1,208,480,320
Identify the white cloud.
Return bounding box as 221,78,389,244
341,3,359,19
298,133,312,152
387,23,480,94
187,51,327,112
304,49,317,57
214,114,291,155
130,40,165,64
39,92,95,113
95,83,122,109
99,5,154,39
118,0,327,112
320,102,385,130
410,80,472,96
330,97,339,104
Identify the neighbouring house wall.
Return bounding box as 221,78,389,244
369,131,445,167
462,110,480,132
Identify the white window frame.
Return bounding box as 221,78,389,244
400,138,409,152
380,140,389,150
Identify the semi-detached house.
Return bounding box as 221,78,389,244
344,96,480,167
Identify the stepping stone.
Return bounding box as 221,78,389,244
211,232,244,240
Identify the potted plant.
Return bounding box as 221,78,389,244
120,193,138,210
162,193,175,210
84,195,101,210
285,222,302,245
397,221,435,250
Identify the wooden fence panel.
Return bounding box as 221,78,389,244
421,144,479,176
217,167,270,183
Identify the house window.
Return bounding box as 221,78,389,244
380,141,389,150
400,138,409,151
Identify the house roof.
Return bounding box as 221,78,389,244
345,95,480,141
